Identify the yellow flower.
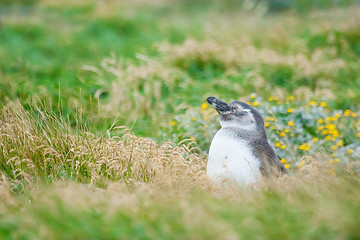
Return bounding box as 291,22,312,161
313,137,318,142
280,145,286,149
289,96,294,100
347,149,354,154
170,121,176,126
309,101,316,106
325,135,332,141
321,130,328,135
264,122,270,127
250,93,256,99
192,117,197,121
299,143,310,151
357,133,360,138
352,112,357,117
325,117,332,122
329,160,334,164
344,109,351,117
335,158,339,162
287,108,293,113
288,121,294,126
281,158,286,163
320,102,327,107
201,103,208,110
318,119,324,124
253,102,259,106
279,132,285,137
318,126,324,130
331,146,337,150
332,130,339,138
336,140,343,146
285,163,290,169
326,124,335,130
190,137,195,141
284,128,289,133
275,142,281,148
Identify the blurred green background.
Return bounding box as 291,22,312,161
1,0,359,140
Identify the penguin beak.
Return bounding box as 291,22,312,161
207,96,231,114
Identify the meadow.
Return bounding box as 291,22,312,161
1,0,360,239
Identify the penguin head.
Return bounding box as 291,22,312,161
207,96,265,132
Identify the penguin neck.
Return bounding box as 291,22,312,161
220,121,256,132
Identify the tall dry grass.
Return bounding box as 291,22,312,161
84,54,186,122
0,102,206,190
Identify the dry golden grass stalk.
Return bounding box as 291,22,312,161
0,102,207,189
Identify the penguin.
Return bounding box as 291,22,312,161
206,96,287,187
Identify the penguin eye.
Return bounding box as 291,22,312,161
241,110,249,115
230,106,238,112
235,109,250,116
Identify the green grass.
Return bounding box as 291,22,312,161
1,0,360,239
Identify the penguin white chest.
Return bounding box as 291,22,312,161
207,131,262,187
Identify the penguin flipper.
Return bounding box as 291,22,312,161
257,145,288,177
